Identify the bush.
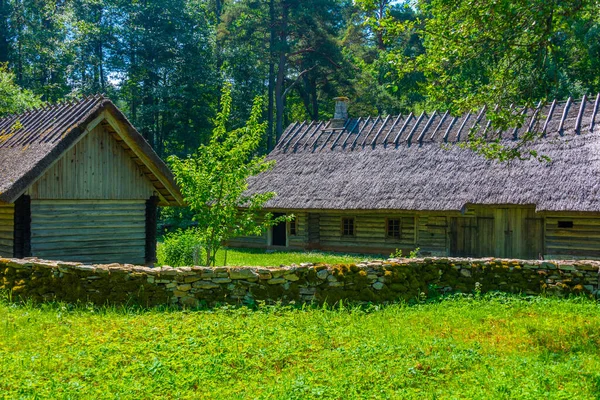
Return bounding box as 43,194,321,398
158,229,204,267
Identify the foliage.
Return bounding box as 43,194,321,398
2,294,600,398
157,246,385,267
390,247,421,258
157,229,204,267
0,65,43,117
168,84,286,266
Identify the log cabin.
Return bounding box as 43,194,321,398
232,95,600,260
0,95,183,265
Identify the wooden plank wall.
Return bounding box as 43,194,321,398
227,212,308,249
27,125,155,200
0,204,14,257
544,214,600,259
416,215,448,256
30,200,146,265
318,212,416,254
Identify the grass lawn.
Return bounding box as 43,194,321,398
1,294,600,399
159,246,388,267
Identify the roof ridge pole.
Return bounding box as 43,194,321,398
350,117,370,150
526,100,543,134
542,99,557,136
405,111,426,145
590,93,600,133
276,121,300,149
557,96,572,136
320,119,350,151
360,116,381,147
282,121,309,150
417,111,437,143
293,121,322,149
429,110,449,140
442,116,458,143
512,107,528,140
574,94,587,134
454,113,472,142
327,118,353,150
370,115,391,147
382,114,403,145
309,121,331,148
393,112,414,146
340,117,362,148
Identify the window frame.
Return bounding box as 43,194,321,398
558,220,574,229
386,218,401,239
289,216,297,236
341,217,356,237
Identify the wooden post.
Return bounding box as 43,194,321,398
145,196,159,266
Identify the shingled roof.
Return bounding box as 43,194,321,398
247,94,600,212
0,95,183,206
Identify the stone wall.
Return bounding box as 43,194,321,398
1,257,599,307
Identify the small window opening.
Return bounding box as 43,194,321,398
386,218,401,239
289,217,297,236
558,221,574,229
342,217,355,236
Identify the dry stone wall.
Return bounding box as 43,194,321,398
1,257,599,307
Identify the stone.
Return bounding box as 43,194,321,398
326,274,337,282
184,276,202,283
284,274,300,281
316,270,329,280
165,282,177,289
256,269,272,280
173,290,188,297
372,282,385,290
212,278,232,284
177,284,192,292
193,281,220,290
267,278,287,285
230,269,259,280
460,269,472,278
328,281,344,287
180,296,199,307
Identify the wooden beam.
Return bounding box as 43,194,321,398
417,111,437,144
275,122,299,149
382,114,403,145
512,107,528,140
405,111,425,145
370,115,391,147
282,121,308,150
322,119,350,150
393,112,414,145
360,116,381,147
442,116,458,143
574,95,587,134
526,100,543,134
350,117,370,150
590,93,600,133
293,121,322,149
340,118,362,148
542,99,557,136
557,97,572,136
429,110,448,141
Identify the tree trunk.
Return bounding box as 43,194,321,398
267,0,276,151
275,2,289,142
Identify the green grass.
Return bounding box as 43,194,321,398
159,246,388,267
2,294,600,399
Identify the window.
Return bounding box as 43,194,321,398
558,221,574,228
386,218,401,239
289,217,297,236
342,217,355,236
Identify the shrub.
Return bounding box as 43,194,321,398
158,229,204,267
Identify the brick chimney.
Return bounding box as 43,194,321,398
332,97,349,128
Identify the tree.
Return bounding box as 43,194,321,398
0,65,43,117
168,84,287,266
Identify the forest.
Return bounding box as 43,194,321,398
1,0,600,157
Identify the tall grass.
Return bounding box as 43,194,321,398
1,293,599,399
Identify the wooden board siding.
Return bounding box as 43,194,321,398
27,125,155,200
228,212,308,250
544,214,600,259
318,213,416,254
417,215,448,256
30,200,146,265
0,204,14,257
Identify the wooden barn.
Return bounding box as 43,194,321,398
0,95,183,265
233,95,600,260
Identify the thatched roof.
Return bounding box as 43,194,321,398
248,94,600,212
0,95,183,206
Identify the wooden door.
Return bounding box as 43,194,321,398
477,217,495,257
450,217,477,257
272,213,287,246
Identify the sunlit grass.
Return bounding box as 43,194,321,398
1,294,599,399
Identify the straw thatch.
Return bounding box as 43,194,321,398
0,95,182,205
248,94,600,212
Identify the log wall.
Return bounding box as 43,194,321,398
30,200,147,265
0,204,14,257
